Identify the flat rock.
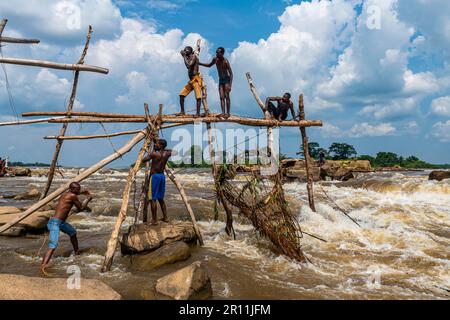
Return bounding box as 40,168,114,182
429,170,450,182
131,242,191,272
0,274,121,300
320,160,372,180
6,167,31,177
155,261,212,300
120,221,197,255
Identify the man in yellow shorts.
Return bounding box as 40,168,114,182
179,46,203,117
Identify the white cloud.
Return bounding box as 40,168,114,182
431,121,450,142
430,96,450,117
347,122,396,138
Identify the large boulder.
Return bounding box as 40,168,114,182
320,160,372,181
0,210,53,236
120,221,197,255
429,170,450,182
0,274,121,300
155,261,212,300
0,206,21,215
31,168,49,177
13,188,41,201
6,167,31,177
130,242,191,272
281,159,321,182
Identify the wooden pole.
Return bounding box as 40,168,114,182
165,167,204,245
0,37,40,44
43,124,183,140
299,94,316,212
0,57,108,74
101,135,151,272
46,115,323,128
41,26,93,200
0,19,7,36
0,130,147,234
0,117,65,127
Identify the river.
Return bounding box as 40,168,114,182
0,168,449,299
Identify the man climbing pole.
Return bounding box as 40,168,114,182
199,47,233,118
142,139,173,226
265,93,296,121
179,46,202,117
40,182,92,276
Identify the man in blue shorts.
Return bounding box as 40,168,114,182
40,182,92,276
142,139,173,225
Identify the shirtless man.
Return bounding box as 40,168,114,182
142,139,173,225
265,93,296,121
40,182,92,276
200,47,233,118
179,46,202,117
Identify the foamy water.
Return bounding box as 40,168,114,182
0,168,449,299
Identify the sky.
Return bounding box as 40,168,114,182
0,0,449,167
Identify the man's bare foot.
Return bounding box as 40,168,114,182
175,112,185,116
220,113,226,118
225,113,231,119
160,217,169,223
194,113,201,118
74,250,81,256
40,266,49,277
150,220,158,226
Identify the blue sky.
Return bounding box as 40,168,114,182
0,0,449,167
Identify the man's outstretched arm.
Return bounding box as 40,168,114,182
290,102,296,119
73,192,93,213
199,58,216,68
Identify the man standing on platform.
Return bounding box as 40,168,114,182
199,47,233,118
179,46,203,117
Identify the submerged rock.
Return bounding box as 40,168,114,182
0,274,121,300
155,261,212,300
130,242,191,272
120,221,197,255
429,170,450,182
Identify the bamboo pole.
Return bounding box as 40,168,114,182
0,57,108,74
0,37,40,44
0,130,147,234
101,135,151,272
43,124,183,140
299,94,316,212
41,26,93,200
46,115,323,127
0,117,65,127
0,19,7,36
23,111,145,118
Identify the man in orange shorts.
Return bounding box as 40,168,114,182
179,46,203,117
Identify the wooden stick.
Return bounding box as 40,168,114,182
41,26,93,200
0,19,7,36
0,57,108,74
0,117,65,127
0,37,40,44
101,136,151,272
0,130,147,234
22,111,145,118
46,115,323,127
43,124,183,140
165,167,204,245
299,94,316,212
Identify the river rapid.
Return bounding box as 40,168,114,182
0,168,449,300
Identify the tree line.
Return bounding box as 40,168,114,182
298,142,450,169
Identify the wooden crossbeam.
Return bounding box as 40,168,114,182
0,57,109,74
0,37,40,44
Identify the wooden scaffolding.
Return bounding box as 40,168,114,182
0,20,322,271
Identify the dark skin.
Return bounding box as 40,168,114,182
40,183,92,276
142,141,173,225
180,47,202,117
199,49,233,117
266,94,296,121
